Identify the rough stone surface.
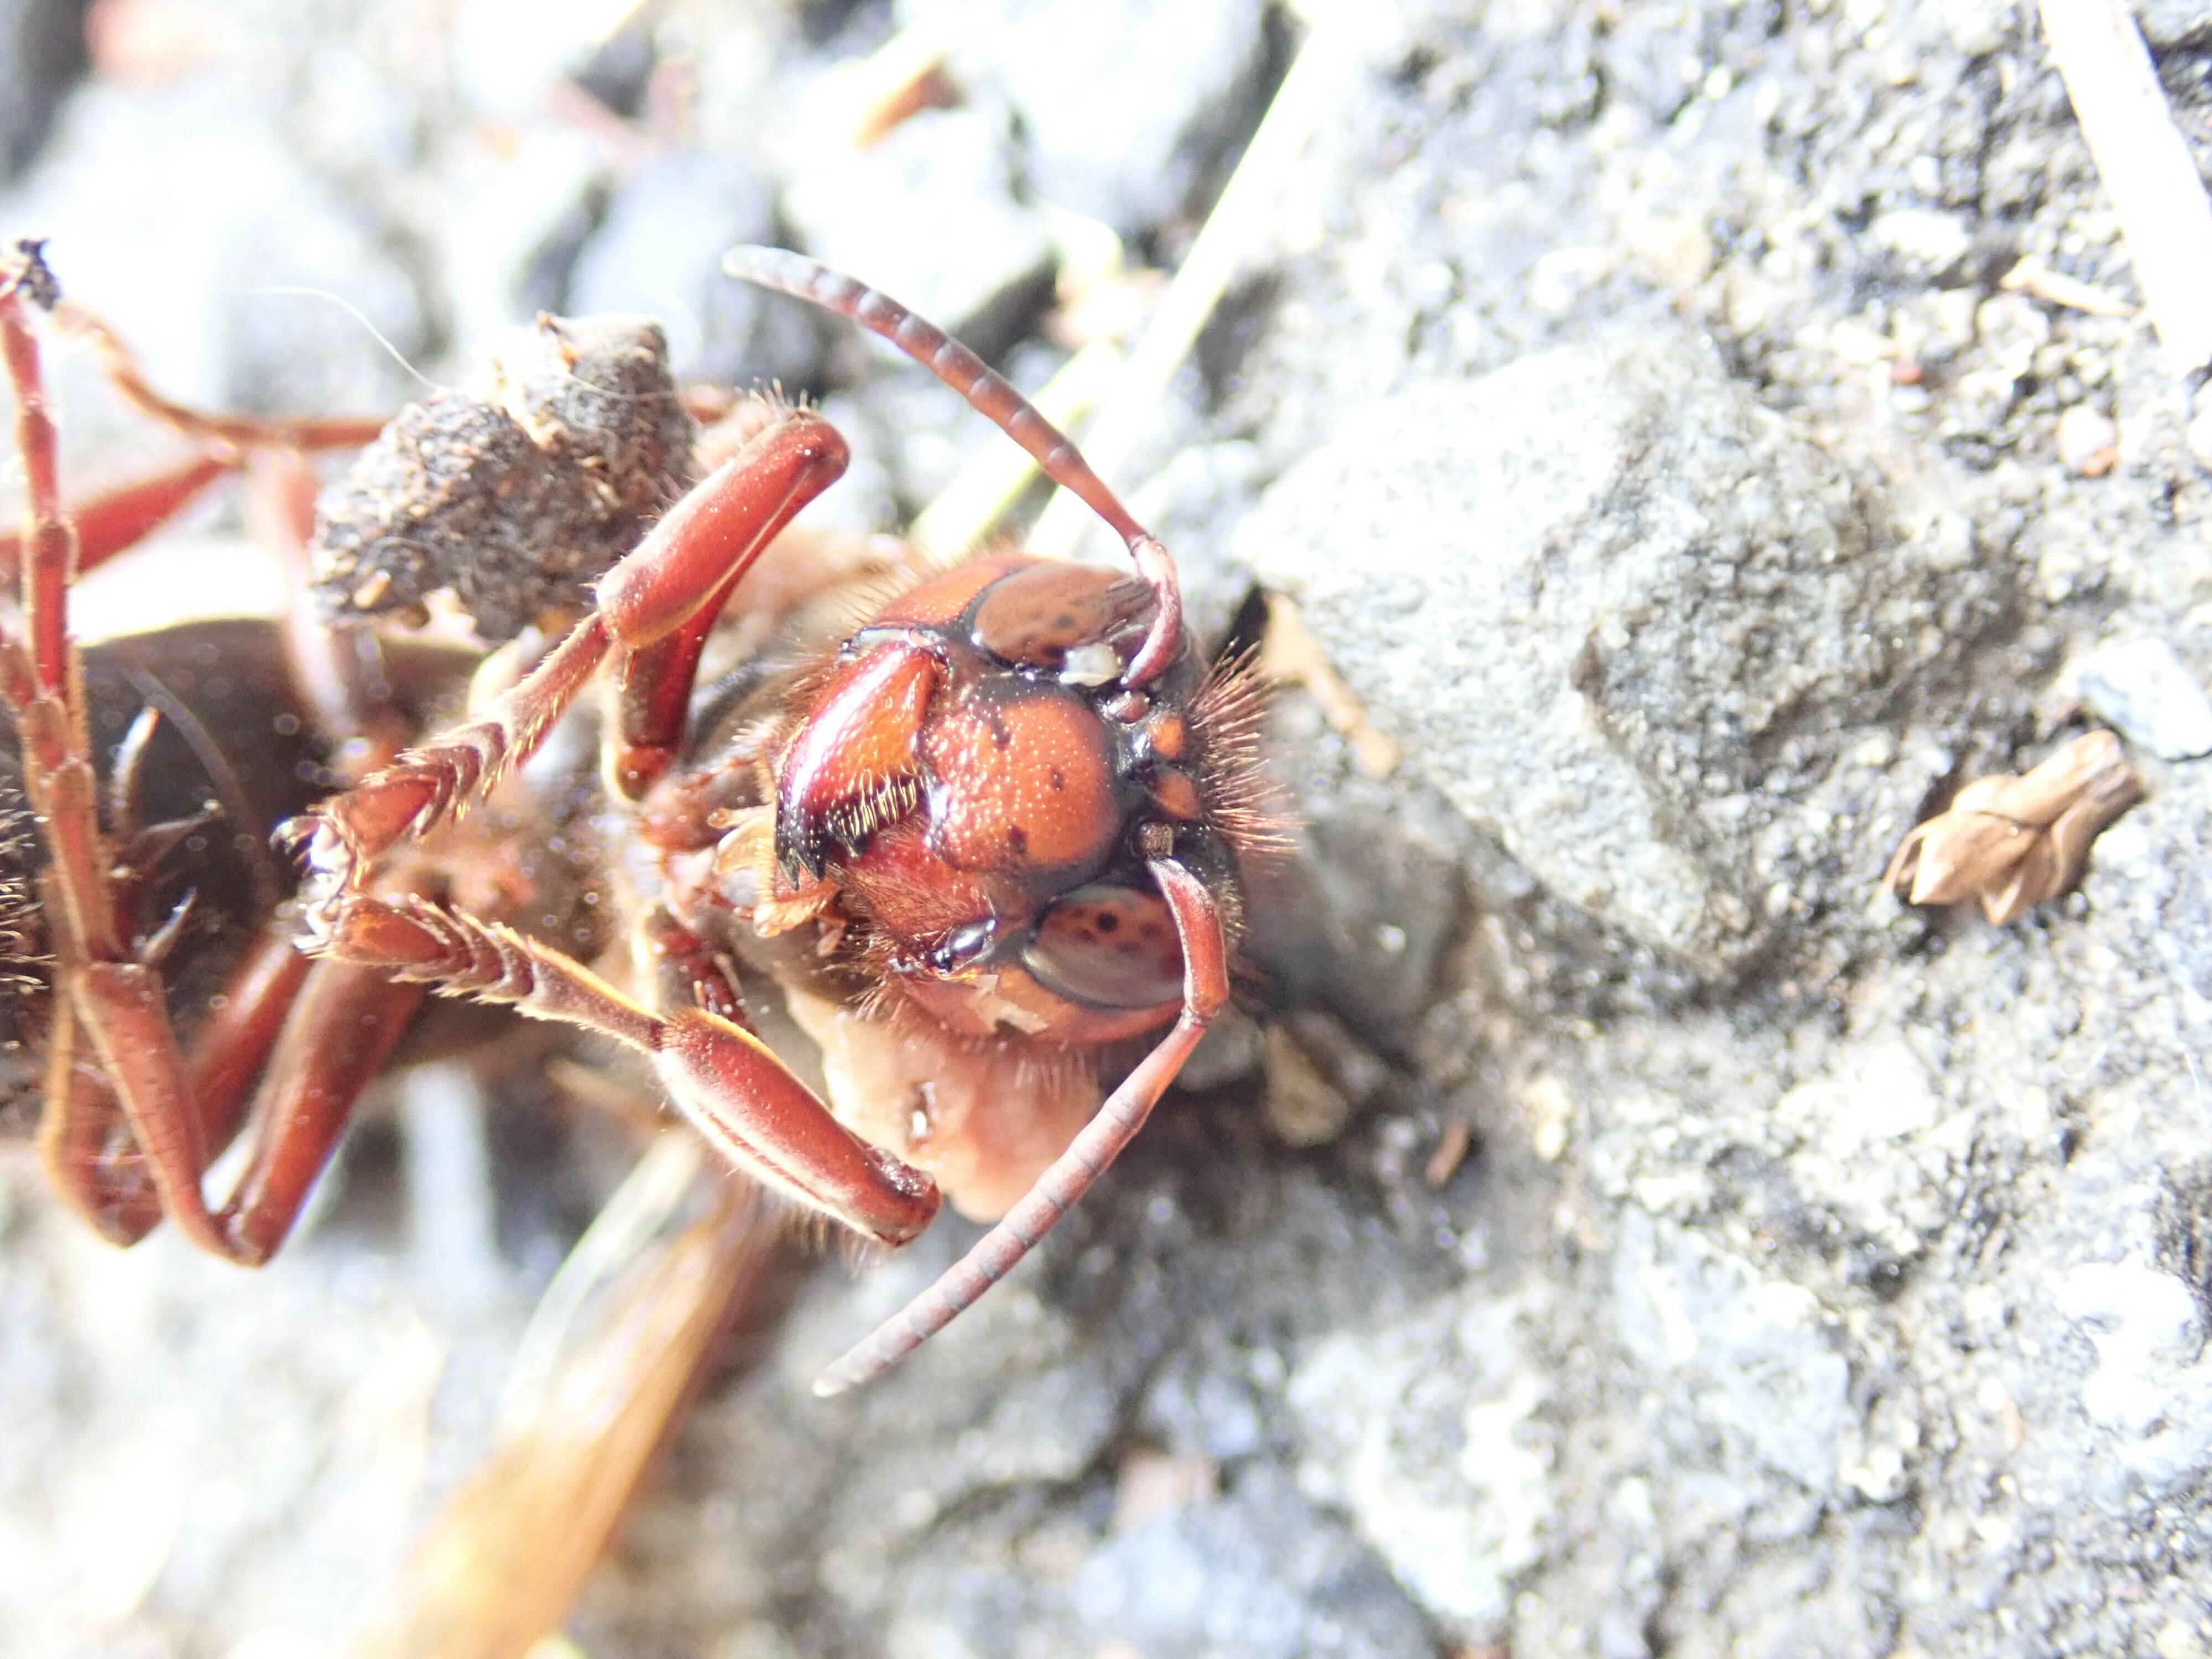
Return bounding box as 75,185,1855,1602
1235,335,2010,978
905,0,1273,238
8,2,2212,1658
2060,636,2212,759
1,76,426,422
568,149,801,390
2137,0,2212,48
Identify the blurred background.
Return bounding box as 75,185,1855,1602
0,0,1286,559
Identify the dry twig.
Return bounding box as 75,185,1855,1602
2000,255,2137,320
1027,1,1365,559
1254,592,1399,778
2038,0,2212,374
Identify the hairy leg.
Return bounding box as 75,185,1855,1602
309,889,942,1246
292,408,851,896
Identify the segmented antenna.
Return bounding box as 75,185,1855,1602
722,245,1184,688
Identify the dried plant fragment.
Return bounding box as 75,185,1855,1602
1256,592,1399,779
1884,731,2142,924
311,315,694,640
2038,0,2212,373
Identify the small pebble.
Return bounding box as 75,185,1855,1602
2060,637,2212,760
1941,0,2011,55
1871,208,1972,275
2055,404,2118,477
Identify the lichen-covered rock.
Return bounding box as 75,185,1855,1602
311,314,693,640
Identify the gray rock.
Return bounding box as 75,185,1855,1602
904,0,1271,237
1288,1292,1556,1630
1246,793,1468,1048
2134,0,2212,46
1870,207,1975,279
2188,399,2212,473
2059,636,2212,759
569,149,815,390
1942,0,2016,55
2052,1254,2212,1498
431,120,605,359
838,335,1070,516
0,79,425,416
0,0,84,181
1070,1467,1435,1659
1129,437,1269,655
562,1095,1460,1657
781,105,1052,356
1611,1208,1853,1493
1234,335,2000,977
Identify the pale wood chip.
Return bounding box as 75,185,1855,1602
1256,593,1400,779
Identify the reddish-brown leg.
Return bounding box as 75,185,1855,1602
37,998,161,1244
41,907,467,1264
2,244,418,1262
0,453,229,580
0,293,384,580
49,294,385,455
607,581,740,801
35,926,311,1244
217,961,428,1261
182,927,316,1152
271,376,876,1259
3,251,226,1254
636,901,747,1025
811,855,1230,1396
293,408,851,896
307,890,941,1245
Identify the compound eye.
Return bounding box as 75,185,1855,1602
1022,883,1183,1010
971,562,1151,674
